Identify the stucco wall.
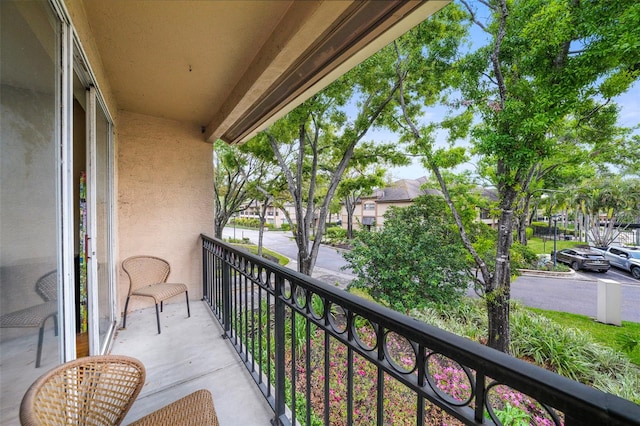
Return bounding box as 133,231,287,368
117,112,213,314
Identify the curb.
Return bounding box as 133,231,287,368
517,268,576,278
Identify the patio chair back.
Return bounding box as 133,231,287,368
20,355,146,426
122,256,170,295
35,270,58,302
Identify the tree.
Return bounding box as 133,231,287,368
262,43,410,276
212,140,265,238
337,142,409,239
397,0,640,352
514,103,638,245
237,138,288,256
256,3,467,276
344,195,470,312
574,177,640,247
338,167,386,240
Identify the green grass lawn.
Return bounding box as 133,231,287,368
232,244,290,266
526,237,584,255
528,308,640,365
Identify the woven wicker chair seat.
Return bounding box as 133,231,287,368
132,283,188,304
20,355,145,426
0,300,57,328
130,389,219,426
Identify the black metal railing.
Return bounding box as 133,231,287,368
201,234,640,426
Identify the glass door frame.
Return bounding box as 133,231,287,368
84,85,117,355
65,26,116,358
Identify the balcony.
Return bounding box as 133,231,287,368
198,235,640,425
6,235,637,424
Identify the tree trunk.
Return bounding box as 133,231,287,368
517,195,531,245
487,195,516,353
346,198,356,239
257,200,269,257
214,219,224,239
487,288,510,351
258,219,265,257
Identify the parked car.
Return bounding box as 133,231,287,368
592,245,640,279
553,248,610,272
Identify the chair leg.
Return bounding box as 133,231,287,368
185,292,191,318
160,301,163,312
53,314,58,336
123,296,131,329
36,325,45,368
155,303,161,334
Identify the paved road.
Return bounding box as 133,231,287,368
221,227,640,322
512,275,640,322
223,227,351,272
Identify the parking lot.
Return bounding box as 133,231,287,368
576,266,640,285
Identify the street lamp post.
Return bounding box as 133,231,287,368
553,215,558,268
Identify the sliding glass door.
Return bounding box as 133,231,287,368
1,1,62,421
1,1,115,422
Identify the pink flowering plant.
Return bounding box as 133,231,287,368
243,300,580,425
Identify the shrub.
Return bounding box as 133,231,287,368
510,242,538,270
325,226,347,242
525,227,533,239
411,300,640,404
344,195,469,311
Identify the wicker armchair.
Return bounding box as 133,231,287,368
130,389,219,426
122,256,190,334
19,355,145,426
0,271,58,367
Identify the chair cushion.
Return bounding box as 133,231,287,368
132,283,188,304
0,301,57,328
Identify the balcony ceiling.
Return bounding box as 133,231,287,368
81,0,448,144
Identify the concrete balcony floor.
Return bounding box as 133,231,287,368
112,300,273,425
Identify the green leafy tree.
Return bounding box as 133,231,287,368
344,195,469,312
262,50,406,275
397,0,640,352
238,138,288,256
213,140,266,238
260,6,466,276
515,103,638,245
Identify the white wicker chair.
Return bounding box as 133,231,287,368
121,256,190,334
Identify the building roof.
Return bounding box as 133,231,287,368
369,177,439,203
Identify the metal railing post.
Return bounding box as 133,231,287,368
222,255,232,336
201,241,208,302
274,275,286,425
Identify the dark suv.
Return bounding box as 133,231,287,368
554,248,610,272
